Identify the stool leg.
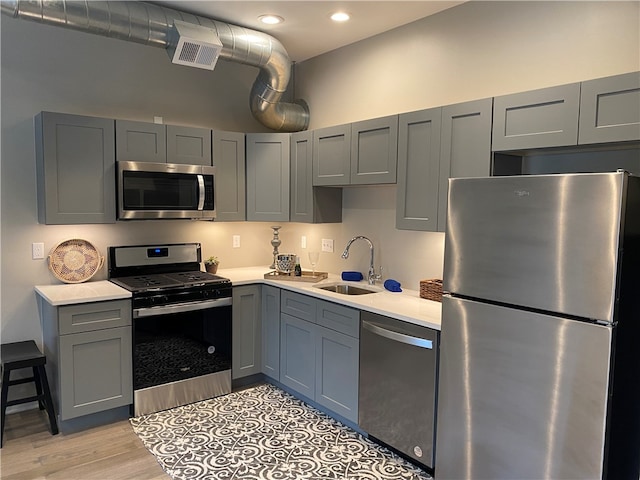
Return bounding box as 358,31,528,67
1,367,11,448
36,366,58,436
32,367,45,410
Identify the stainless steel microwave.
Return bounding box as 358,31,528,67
117,161,216,220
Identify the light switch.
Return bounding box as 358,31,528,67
321,239,334,253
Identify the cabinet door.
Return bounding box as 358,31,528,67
579,72,640,144
214,130,246,221
316,299,359,338
492,83,580,151
246,133,291,221
350,115,399,185
396,108,442,231
281,290,316,323
59,326,132,420
232,285,262,380
313,124,351,186
59,299,131,335
261,285,281,380
280,313,316,399
35,112,116,224
115,120,166,163
291,131,342,224
437,98,493,232
166,125,212,165
315,324,359,423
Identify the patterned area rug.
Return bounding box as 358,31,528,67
130,383,432,480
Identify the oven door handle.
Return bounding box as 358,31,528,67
134,297,232,318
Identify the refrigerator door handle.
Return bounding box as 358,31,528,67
362,320,433,349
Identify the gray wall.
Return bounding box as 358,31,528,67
2,1,639,349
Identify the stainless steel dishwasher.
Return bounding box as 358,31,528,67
359,311,439,472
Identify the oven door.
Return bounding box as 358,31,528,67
132,298,231,416
117,161,216,220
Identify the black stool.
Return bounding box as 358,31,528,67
1,340,58,447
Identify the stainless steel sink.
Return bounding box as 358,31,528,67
315,283,380,295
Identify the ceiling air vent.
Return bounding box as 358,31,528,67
167,20,223,71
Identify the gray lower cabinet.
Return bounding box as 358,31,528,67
279,290,360,423
115,120,167,163
280,312,317,399
579,71,640,144
350,115,398,185
42,299,132,421
492,83,581,151
246,133,291,222
35,111,116,224
214,130,246,221
290,130,342,223
313,124,351,186
232,285,262,379
261,285,281,380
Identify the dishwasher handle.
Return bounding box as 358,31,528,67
362,320,433,349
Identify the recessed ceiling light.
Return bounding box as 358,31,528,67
330,12,350,22
259,14,284,25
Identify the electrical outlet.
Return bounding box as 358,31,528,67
321,238,334,253
32,242,45,259
232,235,241,248
301,236,307,249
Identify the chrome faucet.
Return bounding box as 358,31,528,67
341,235,381,285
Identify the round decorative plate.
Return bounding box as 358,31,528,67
48,239,104,283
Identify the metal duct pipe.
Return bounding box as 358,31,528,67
0,0,309,132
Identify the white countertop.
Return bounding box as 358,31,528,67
33,268,442,330
219,266,442,330
35,280,131,306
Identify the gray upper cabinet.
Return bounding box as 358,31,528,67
290,131,342,224
492,83,581,151
116,121,212,165
166,125,212,165
350,115,398,185
437,98,493,232
213,130,246,221
313,124,351,186
579,71,640,145
35,111,116,224
246,133,290,222
115,120,166,163
396,108,442,231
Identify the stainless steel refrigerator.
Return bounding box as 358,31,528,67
435,171,640,479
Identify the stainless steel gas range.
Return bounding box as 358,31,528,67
108,243,232,416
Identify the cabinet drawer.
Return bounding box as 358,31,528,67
281,291,316,323
316,299,359,338
59,300,131,335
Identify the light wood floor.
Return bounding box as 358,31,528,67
0,408,170,479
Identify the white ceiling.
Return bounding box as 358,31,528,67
152,1,466,62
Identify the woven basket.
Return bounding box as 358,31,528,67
420,279,443,302
48,239,104,284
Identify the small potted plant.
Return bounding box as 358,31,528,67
204,255,219,274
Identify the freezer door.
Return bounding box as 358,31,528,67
444,172,626,321
435,296,612,480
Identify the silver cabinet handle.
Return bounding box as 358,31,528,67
362,320,433,349
134,297,231,318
